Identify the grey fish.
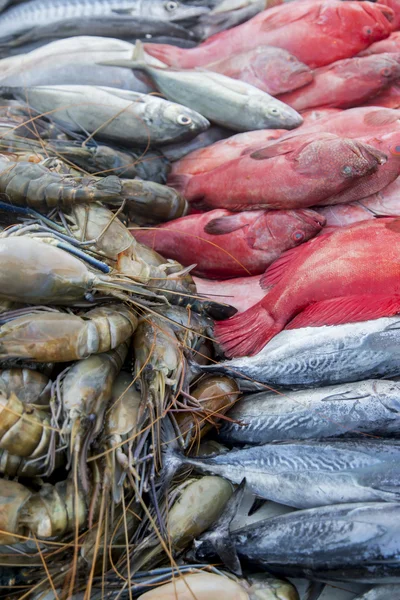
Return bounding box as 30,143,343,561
0,0,211,47
162,125,232,162
192,0,265,40
164,438,400,508
0,36,155,92
194,501,400,584
203,317,400,388
102,41,304,131
1,85,210,146
353,585,400,600
218,379,400,445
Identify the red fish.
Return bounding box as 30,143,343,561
194,275,267,313
206,45,313,96
359,31,400,55
168,133,386,211
316,176,400,227
277,53,400,111
362,82,400,107
171,129,286,177
315,204,375,228
144,1,394,69
215,218,400,357
293,106,400,137
131,208,325,279
301,108,342,124
318,131,400,206
373,0,400,30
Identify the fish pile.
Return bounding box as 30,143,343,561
0,1,400,600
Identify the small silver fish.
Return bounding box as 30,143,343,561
218,379,400,445
102,40,303,131
3,84,210,146
204,317,400,388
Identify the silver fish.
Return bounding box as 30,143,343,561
353,586,400,600
2,84,210,146
218,379,400,445
0,0,211,47
164,438,400,509
204,317,400,388
0,36,155,92
194,501,400,584
103,41,304,131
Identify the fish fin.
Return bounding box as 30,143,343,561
248,497,266,516
97,39,147,69
167,173,192,196
286,294,400,330
214,302,281,358
364,109,400,127
249,132,327,160
259,233,332,290
259,246,303,288
259,2,315,31
250,139,295,160
304,582,326,600
204,215,246,235
195,479,247,576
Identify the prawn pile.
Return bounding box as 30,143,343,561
2,1,400,600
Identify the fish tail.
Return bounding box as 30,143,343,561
159,416,186,489
214,302,281,358
143,43,186,68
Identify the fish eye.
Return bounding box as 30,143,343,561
165,0,179,11
381,67,392,77
177,114,192,126
269,107,280,115
292,230,305,242
342,165,353,176
390,144,400,156
363,26,373,36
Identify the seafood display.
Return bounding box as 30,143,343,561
1,0,400,599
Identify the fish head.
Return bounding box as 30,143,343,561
150,101,210,142
250,208,325,251
253,48,313,96
250,97,303,130
148,0,213,22
295,135,387,182
354,2,395,45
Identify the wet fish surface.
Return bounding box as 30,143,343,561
194,502,400,584
166,438,400,508
0,84,210,146
0,0,211,48
218,379,400,444
205,317,400,388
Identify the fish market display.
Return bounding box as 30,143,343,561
1,1,400,599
